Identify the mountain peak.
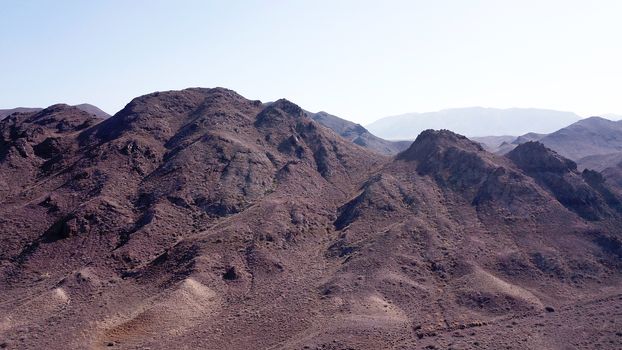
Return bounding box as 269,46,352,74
507,141,577,173
1,104,110,122
26,103,99,126
73,104,110,119
506,141,622,221
581,115,612,122
397,129,483,162
255,99,304,127
395,130,495,195
121,87,253,113
572,116,620,129
266,98,304,116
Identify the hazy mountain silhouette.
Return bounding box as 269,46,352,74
366,107,581,140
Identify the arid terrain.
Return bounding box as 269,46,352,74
1,88,621,349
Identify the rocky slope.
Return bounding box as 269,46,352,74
538,117,622,161
307,110,410,155
578,153,622,173
471,117,622,195
602,161,622,191
0,107,42,120
1,104,109,121
1,90,621,350
478,117,622,162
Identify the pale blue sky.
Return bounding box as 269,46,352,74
1,0,621,124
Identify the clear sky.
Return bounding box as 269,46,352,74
1,0,621,124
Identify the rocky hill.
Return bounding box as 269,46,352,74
1,89,621,350
1,104,110,121
472,117,622,178
0,107,42,120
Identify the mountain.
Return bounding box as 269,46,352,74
536,117,622,161
469,135,516,152
602,162,622,190
471,116,622,162
470,117,622,191
366,107,581,140
73,103,111,119
513,132,547,144
585,154,622,193
1,89,621,350
472,132,546,154
0,107,42,120
307,110,410,155
1,104,110,120
507,141,622,220
602,113,622,120
469,135,516,153
577,153,622,172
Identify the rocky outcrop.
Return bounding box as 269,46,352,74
508,142,622,220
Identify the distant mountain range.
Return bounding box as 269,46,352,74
0,103,110,120
366,107,582,139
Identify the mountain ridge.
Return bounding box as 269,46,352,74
1,88,621,349
306,110,411,155
1,104,110,121
471,117,622,180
